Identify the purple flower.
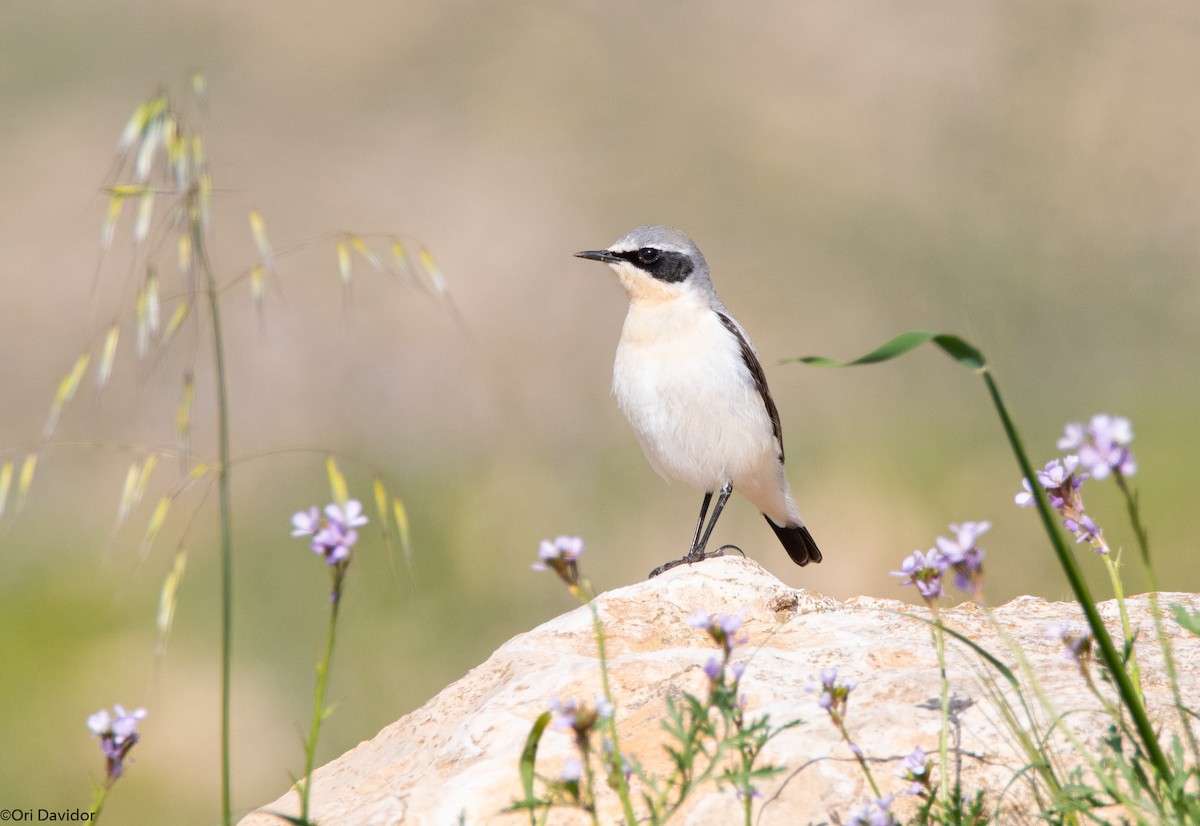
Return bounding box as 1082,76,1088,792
1047,620,1094,674
311,521,357,564
88,704,146,784
1056,422,1087,453
938,521,990,559
1014,477,1036,509
326,499,368,530
950,547,984,593
1059,414,1136,480
703,656,723,682
292,500,366,566
688,609,743,637
895,746,932,795
811,666,853,693
807,667,856,724
532,535,585,590
548,696,580,732
1038,456,1082,489
1064,514,1108,553
548,694,611,751
291,507,319,537
1016,458,1087,510
86,709,112,738
893,549,948,603
718,613,743,636
687,609,748,654
1014,456,1110,553
935,522,988,597
846,795,898,826
109,705,145,742
534,535,583,566
559,758,584,782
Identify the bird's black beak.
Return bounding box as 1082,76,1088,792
574,249,620,263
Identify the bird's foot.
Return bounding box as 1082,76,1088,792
648,544,731,579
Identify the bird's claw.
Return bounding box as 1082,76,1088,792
648,543,736,578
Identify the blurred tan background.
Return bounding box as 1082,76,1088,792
2,1,1199,821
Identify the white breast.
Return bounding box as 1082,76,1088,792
612,295,779,494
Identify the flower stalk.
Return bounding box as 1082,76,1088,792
87,704,147,822
196,216,236,826
290,500,367,823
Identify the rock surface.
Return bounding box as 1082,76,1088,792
239,557,1200,825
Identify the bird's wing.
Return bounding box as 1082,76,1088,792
715,311,784,464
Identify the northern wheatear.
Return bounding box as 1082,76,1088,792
576,225,822,578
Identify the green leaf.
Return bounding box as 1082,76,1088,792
258,811,313,826
787,330,986,371
1170,604,1200,637
518,711,551,823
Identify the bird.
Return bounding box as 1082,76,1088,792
575,225,822,578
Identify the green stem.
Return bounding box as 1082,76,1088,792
1115,473,1200,766
90,784,109,823
740,745,753,826
837,717,881,798
581,745,600,826
979,369,1172,785
932,618,950,805
1115,473,1150,570
656,721,735,822
196,215,235,826
1100,553,1142,699
301,586,342,823
587,600,638,825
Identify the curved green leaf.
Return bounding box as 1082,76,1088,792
787,330,986,371
518,711,551,822
1171,604,1200,637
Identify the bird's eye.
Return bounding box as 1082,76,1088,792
637,247,660,264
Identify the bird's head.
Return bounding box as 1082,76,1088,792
575,225,712,304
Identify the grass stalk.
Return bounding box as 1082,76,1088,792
586,600,638,825
1115,473,1200,768
933,619,952,807
194,210,235,826
978,368,1173,789
300,594,341,823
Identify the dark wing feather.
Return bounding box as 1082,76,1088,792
715,311,784,463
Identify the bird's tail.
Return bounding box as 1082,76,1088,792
764,516,823,566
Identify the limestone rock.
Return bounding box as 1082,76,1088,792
239,556,1200,825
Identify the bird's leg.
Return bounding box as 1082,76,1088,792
649,484,734,578
693,483,732,558
688,491,713,554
